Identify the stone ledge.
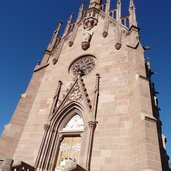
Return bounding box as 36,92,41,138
34,63,49,72
140,113,157,122
136,74,149,81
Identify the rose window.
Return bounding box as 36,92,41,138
69,56,96,76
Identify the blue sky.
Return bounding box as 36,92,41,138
0,0,170,162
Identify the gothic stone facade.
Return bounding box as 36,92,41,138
0,0,170,171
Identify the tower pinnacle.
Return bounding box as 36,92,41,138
105,0,110,13
129,0,137,27
117,0,121,20
63,13,73,37
115,0,122,50
54,20,62,38
47,20,62,51
77,2,84,22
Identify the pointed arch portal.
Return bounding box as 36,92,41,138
55,115,84,171
35,74,100,171
35,102,97,171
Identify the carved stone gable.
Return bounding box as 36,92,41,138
53,76,92,116
67,83,82,102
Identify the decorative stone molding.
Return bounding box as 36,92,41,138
83,3,100,31
54,76,92,114
88,121,98,129
115,43,122,50
83,17,98,30
44,124,50,131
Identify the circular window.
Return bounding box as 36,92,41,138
69,55,96,76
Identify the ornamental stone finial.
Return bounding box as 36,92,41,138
129,0,138,27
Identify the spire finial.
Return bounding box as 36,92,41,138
129,0,135,8
68,12,73,22
117,0,121,21
129,0,137,27
105,0,110,13
47,20,63,51
77,2,84,22
63,13,73,37
54,20,63,36
117,0,121,4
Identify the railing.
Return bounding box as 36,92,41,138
12,161,35,171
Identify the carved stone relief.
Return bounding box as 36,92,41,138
63,115,84,131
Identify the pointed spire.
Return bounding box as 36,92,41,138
77,2,84,22
63,13,73,37
54,20,62,39
129,0,135,8
47,20,62,51
105,0,110,13
129,0,137,27
68,2,84,47
117,0,121,21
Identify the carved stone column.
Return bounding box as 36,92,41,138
35,124,50,171
86,121,98,171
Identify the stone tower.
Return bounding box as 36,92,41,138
0,0,170,171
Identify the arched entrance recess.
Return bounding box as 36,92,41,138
36,101,97,171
